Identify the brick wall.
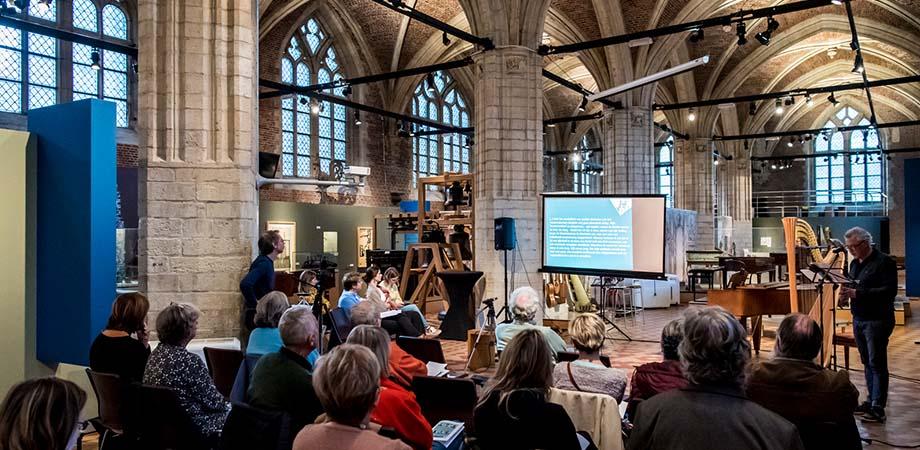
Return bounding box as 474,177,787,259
117,143,138,168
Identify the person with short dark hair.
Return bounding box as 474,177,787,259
90,292,151,382
625,318,688,419
293,344,411,450
248,305,324,433
840,226,898,423
626,307,804,450
747,313,860,450
144,303,230,439
240,230,284,337
0,377,87,450
338,272,364,318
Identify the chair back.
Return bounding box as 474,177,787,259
548,388,623,450
556,351,611,368
327,307,353,350
721,259,747,272
229,354,263,404
411,376,477,430
85,369,128,434
396,336,445,363
796,419,862,450
203,347,244,399
726,270,748,288
219,402,292,450
134,384,207,450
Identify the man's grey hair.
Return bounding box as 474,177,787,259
279,305,318,347
679,306,751,386
510,286,541,324
350,300,382,327
845,227,873,244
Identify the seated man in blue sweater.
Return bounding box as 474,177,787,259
338,272,423,337
337,272,364,317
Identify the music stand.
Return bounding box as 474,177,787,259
807,253,852,365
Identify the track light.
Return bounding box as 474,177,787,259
299,96,308,106
831,0,843,4
354,111,362,126
442,31,450,46
578,95,587,112
342,84,352,96
828,92,839,105
736,22,747,46
36,0,51,12
774,98,784,115
426,73,436,93
90,49,101,70
749,102,757,116
805,94,813,107
784,96,795,107
569,122,576,134
787,138,794,148
687,107,697,122
771,162,777,170
547,122,556,128
713,155,719,166
852,54,864,73
571,152,582,163
755,17,778,46
688,28,704,43
310,99,321,115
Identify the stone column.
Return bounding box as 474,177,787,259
137,1,258,337
601,107,656,195
675,139,715,249
719,141,753,252
472,47,544,310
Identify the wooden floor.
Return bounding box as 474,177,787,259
81,299,920,449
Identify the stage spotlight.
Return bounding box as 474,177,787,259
354,111,362,126
342,84,352,96
736,22,748,46
784,96,795,107
569,122,576,134
578,95,588,112
310,99,322,115
687,107,697,122
805,94,814,107
749,102,757,116
426,73,437,93
90,49,101,70
774,98,784,115
689,28,704,43
771,162,777,170
828,92,839,105
299,96,308,106
787,138,794,148
572,152,582,163
852,54,864,73
442,31,450,46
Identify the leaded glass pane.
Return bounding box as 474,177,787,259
852,163,864,177
73,0,98,32
334,140,345,160
282,132,294,154
325,47,338,71
867,130,879,148
0,80,21,112
281,153,293,176
318,117,331,138
867,162,881,176
73,43,93,64
296,133,309,155
0,26,21,48
296,110,310,134
105,50,127,70
282,109,294,131
281,58,293,83
113,99,128,127
103,70,126,99
29,0,57,21
0,48,21,80
102,5,128,40
73,64,98,94
297,156,310,177
831,132,843,149
288,38,301,60
334,104,345,121
850,131,865,150
29,33,55,57
815,166,828,179
282,97,293,110
28,54,55,86
296,63,309,86
333,120,345,140
28,85,54,109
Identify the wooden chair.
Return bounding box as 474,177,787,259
833,332,857,370
203,347,244,399
133,385,214,450
85,370,131,450
411,376,478,430
396,336,445,363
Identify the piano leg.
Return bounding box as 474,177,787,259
751,315,763,353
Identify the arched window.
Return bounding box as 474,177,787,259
411,71,470,185
573,132,601,194
658,135,674,207
813,106,883,204
0,2,58,113
72,0,131,127
280,18,347,178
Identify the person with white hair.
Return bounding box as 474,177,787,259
839,226,898,423
247,305,324,432
494,286,566,355
626,306,804,450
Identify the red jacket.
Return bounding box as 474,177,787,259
389,342,427,390
626,359,688,419
371,377,433,450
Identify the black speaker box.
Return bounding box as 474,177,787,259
494,217,516,250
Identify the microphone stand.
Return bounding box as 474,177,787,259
814,249,844,367
465,300,497,373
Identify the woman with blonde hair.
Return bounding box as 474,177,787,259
553,313,628,402
90,292,151,382
473,329,581,450
0,377,87,450
247,291,292,356
380,267,432,333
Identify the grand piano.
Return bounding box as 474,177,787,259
707,282,817,353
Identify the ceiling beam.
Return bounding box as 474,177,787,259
712,119,920,141
653,75,920,111
539,0,839,55
0,14,137,56
752,146,920,161
544,112,604,126
363,0,493,50
281,57,474,94
844,0,878,125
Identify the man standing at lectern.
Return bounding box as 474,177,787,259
839,227,898,423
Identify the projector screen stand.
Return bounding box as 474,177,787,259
596,278,632,341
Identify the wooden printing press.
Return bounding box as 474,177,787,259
708,218,842,365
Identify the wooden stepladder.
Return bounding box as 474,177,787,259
399,243,464,313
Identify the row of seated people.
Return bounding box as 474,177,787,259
1,287,861,450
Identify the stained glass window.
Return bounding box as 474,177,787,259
814,107,884,204
0,5,58,114
573,132,601,194
411,71,470,185
71,1,130,127
658,135,674,207
280,18,347,178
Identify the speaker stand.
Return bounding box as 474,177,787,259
502,249,512,323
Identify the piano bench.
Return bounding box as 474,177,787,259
832,333,857,371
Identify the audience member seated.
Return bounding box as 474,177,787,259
380,267,434,334
144,303,231,439
364,266,426,337
553,314,627,402
346,325,433,450
495,287,566,355
338,272,365,318
246,291,291,357
626,307,804,450
248,305,324,433
747,313,860,449
626,318,688,419
293,344,411,450
474,329,583,450
90,292,151,382
0,377,87,450
351,301,426,390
